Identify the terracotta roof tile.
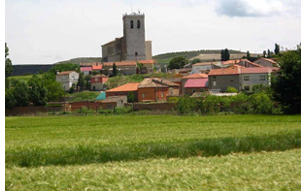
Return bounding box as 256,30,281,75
182,73,208,79
138,78,179,88
184,78,209,88
208,68,240,76
106,82,140,92
92,65,103,70
57,71,77,75
80,67,92,72
137,60,156,64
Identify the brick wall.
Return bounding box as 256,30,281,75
131,103,176,111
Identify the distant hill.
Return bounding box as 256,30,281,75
153,49,249,63
55,57,102,65
11,64,54,76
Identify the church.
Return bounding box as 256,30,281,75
101,12,152,62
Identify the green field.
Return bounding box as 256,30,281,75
8,74,42,83
5,115,301,190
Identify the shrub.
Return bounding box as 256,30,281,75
226,86,238,93
168,97,179,103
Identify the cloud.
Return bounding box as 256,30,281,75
215,0,300,17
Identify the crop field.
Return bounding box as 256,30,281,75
5,115,301,190
8,74,42,83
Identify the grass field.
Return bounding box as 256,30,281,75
5,115,300,190
8,74,42,83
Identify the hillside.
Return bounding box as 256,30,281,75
153,49,247,63
55,57,102,65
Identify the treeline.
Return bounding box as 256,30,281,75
5,63,80,109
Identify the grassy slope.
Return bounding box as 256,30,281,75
5,115,300,167
6,149,300,191
67,91,101,101
153,49,246,63
106,73,175,89
8,74,42,83
55,57,102,65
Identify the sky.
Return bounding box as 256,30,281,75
5,0,301,64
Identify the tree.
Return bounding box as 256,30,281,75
49,63,79,74
191,58,201,65
44,81,64,101
77,72,86,91
127,92,135,103
221,49,230,61
12,81,29,107
274,43,280,55
113,63,118,76
272,46,301,114
28,74,47,106
263,50,266,58
5,89,16,109
267,49,271,58
84,75,91,90
5,43,13,77
168,56,188,70
246,51,250,59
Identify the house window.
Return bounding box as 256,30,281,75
61,76,66,80
142,93,145,98
192,89,196,93
213,81,217,86
95,78,98,82
161,92,164,97
244,85,250,91
230,80,233,82
137,20,140,28
260,75,266,81
244,76,250,81
130,20,134,28
213,76,216,79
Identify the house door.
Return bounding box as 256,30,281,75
93,86,95,91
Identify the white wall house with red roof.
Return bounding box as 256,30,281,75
56,71,79,91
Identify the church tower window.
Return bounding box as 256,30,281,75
137,20,140,28
130,20,134,28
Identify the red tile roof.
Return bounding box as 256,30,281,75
57,71,77,75
137,60,156,64
240,67,280,74
80,67,92,72
138,78,179,88
221,60,241,65
209,67,279,76
193,62,214,66
102,95,126,103
208,68,240,76
237,59,263,67
182,73,208,79
106,82,140,92
92,65,103,70
184,78,209,88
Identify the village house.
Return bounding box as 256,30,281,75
236,59,262,68
239,67,279,92
253,58,279,67
100,96,127,110
138,78,180,102
80,67,92,75
184,78,209,95
181,73,208,94
106,82,140,102
92,64,103,73
90,74,109,91
55,71,79,91
208,66,279,92
137,60,157,73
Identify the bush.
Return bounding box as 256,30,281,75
168,97,179,103
226,86,238,93
249,92,274,114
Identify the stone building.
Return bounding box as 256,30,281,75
101,12,152,62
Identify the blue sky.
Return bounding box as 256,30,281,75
5,0,301,64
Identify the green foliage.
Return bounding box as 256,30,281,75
5,115,300,168
5,89,16,109
12,81,30,107
49,63,79,74
68,86,74,94
272,47,301,114
5,43,13,78
68,91,100,102
77,72,86,91
168,56,188,70
267,49,271,58
263,50,266,58
113,63,118,76
274,43,280,55
191,58,201,64
27,75,47,106
221,48,230,61
246,51,250,59
127,92,135,103
168,97,179,103
84,75,91,90
226,86,238,93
